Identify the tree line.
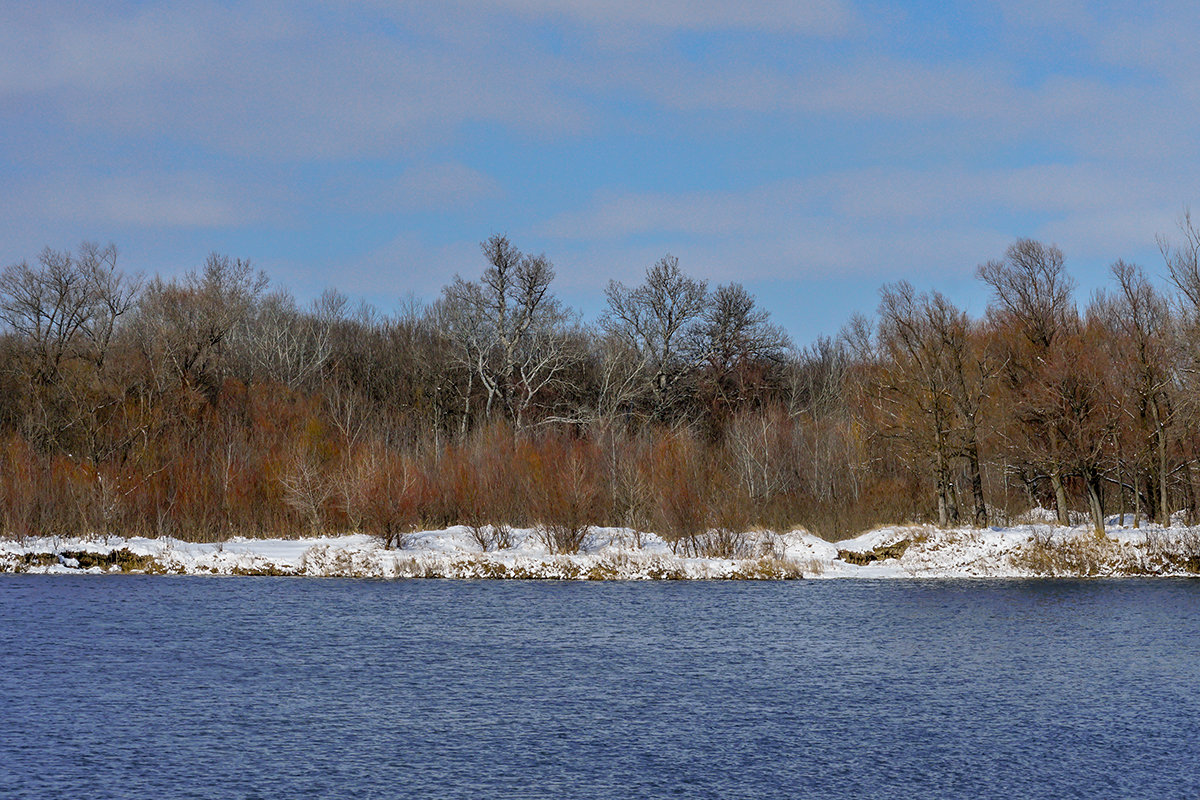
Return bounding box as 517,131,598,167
3,226,1200,549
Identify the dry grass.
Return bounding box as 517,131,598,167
837,538,912,566
1010,531,1118,576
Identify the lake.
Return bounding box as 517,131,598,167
1,577,1197,799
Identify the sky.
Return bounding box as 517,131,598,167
4,0,1200,345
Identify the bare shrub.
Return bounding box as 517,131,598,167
756,530,786,560
697,474,754,558
1029,524,1056,548
607,431,653,549
1143,527,1200,572
281,453,333,534
1011,531,1118,576
468,522,515,553
644,430,712,556
531,435,604,554
443,423,524,551
0,435,39,540
697,529,748,558
349,444,428,549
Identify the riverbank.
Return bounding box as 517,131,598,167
3,520,1199,579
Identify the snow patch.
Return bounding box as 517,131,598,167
1,521,1198,579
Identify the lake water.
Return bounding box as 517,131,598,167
1,577,1198,799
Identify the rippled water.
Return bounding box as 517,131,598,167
1,577,1198,799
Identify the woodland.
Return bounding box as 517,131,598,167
3,225,1200,551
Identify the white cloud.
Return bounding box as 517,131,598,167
321,163,503,213
10,170,264,229
536,160,1194,291
332,233,483,298
462,0,858,34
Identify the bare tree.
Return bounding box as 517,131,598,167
927,291,995,527
0,242,141,452
238,288,344,389
1093,260,1176,524
877,281,960,525
1159,209,1200,310
441,234,577,429
0,242,139,385
785,332,871,538
1031,316,1119,536
725,405,799,504
280,444,334,534
134,253,267,398
1158,211,1200,521
695,284,790,366
602,255,709,419
978,239,1074,350
691,282,791,418
978,239,1076,525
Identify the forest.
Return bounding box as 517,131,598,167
3,225,1200,551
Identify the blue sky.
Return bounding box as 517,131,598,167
4,0,1200,344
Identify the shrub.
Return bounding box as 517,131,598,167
530,435,604,555
644,431,712,556
350,445,429,549
468,522,515,553
1010,530,1118,576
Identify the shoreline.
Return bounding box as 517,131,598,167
3,522,1199,580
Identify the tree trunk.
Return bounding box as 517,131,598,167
935,437,949,527
1151,401,1169,523
1133,469,1141,529
1113,433,1125,527
1084,472,1105,538
460,370,473,438
966,440,987,527
1183,459,1199,526
1051,470,1069,526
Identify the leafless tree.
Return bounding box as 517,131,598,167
133,252,267,397
1159,209,1200,309
877,281,961,525
695,283,791,368
1158,211,1200,517
239,288,344,390
280,445,334,534
926,291,995,526
603,254,709,419
441,234,577,429
978,239,1076,524
1093,260,1176,524
0,242,139,385
725,406,798,503
978,238,1075,350
0,242,141,451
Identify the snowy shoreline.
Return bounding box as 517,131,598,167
3,521,1199,579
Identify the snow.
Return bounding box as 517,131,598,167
1,518,1198,579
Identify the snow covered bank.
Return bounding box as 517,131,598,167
2,522,1199,579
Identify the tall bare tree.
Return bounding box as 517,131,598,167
692,282,792,420
442,234,576,429
877,281,961,526
0,242,138,386
134,252,266,398
239,288,344,390
979,239,1076,525
602,255,709,420
1158,211,1200,520
1093,260,1176,524
0,242,140,450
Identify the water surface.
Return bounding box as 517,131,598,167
1,577,1197,798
